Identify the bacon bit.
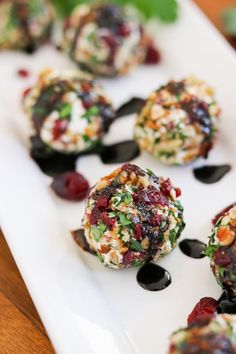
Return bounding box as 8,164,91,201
99,244,111,254
17,68,30,78
217,226,235,246
187,297,218,325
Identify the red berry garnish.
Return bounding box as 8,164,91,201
135,224,142,241
52,119,68,140
123,251,135,266
161,178,173,196
214,248,231,267
22,87,31,99
187,297,218,325
97,196,109,209
117,23,130,37
212,203,236,225
17,68,30,78
51,172,90,201
145,44,161,64
101,211,116,229
175,188,182,197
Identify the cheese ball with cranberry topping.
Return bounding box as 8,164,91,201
205,205,236,295
0,0,55,51
135,76,221,165
63,3,147,77
23,68,115,154
82,163,185,269
168,314,236,354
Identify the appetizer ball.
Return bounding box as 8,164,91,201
23,68,115,153
0,0,55,51
63,3,147,76
82,163,185,269
205,205,236,295
168,314,236,354
135,76,221,165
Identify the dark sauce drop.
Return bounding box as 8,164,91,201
137,263,171,291
100,140,140,164
71,229,96,255
217,291,236,314
179,239,206,259
193,165,231,184
116,97,145,118
212,203,236,225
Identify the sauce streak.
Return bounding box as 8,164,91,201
217,291,236,315
71,229,96,255
100,140,140,164
193,164,231,184
116,97,145,118
179,239,206,259
137,263,171,291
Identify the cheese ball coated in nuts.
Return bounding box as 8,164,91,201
82,163,185,269
23,68,115,154
205,205,236,295
63,3,148,77
135,76,221,165
0,0,55,51
168,314,236,354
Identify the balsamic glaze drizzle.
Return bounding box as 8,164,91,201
179,239,206,259
193,165,231,184
31,137,140,176
116,97,145,118
217,291,236,315
71,229,96,255
137,263,171,291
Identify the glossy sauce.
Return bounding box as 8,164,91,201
71,229,96,255
179,239,206,259
193,164,231,184
217,291,236,314
116,97,145,118
31,138,140,175
137,263,171,291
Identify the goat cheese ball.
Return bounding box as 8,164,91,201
23,68,115,153
168,314,236,354
135,76,221,165
63,3,148,76
205,205,236,295
0,0,55,51
82,163,185,269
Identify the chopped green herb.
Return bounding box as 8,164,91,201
146,168,154,177
112,192,132,207
82,106,99,120
91,223,107,242
169,229,176,247
130,240,143,252
204,244,219,258
132,259,144,267
108,212,116,218
231,273,236,282
219,267,225,277
158,150,175,158
118,212,132,226
97,253,104,263
60,102,72,119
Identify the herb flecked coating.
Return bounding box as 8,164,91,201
83,163,185,269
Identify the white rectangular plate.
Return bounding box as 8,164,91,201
0,1,236,353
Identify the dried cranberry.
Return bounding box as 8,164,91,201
187,297,218,325
135,224,143,241
96,196,109,209
101,212,116,229
147,186,168,206
89,207,101,225
123,251,135,266
17,68,30,78
145,44,161,64
212,203,236,225
214,248,231,267
51,172,90,201
161,178,173,196
22,87,31,99
175,188,182,197
150,214,162,226
117,23,130,37
52,119,68,140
